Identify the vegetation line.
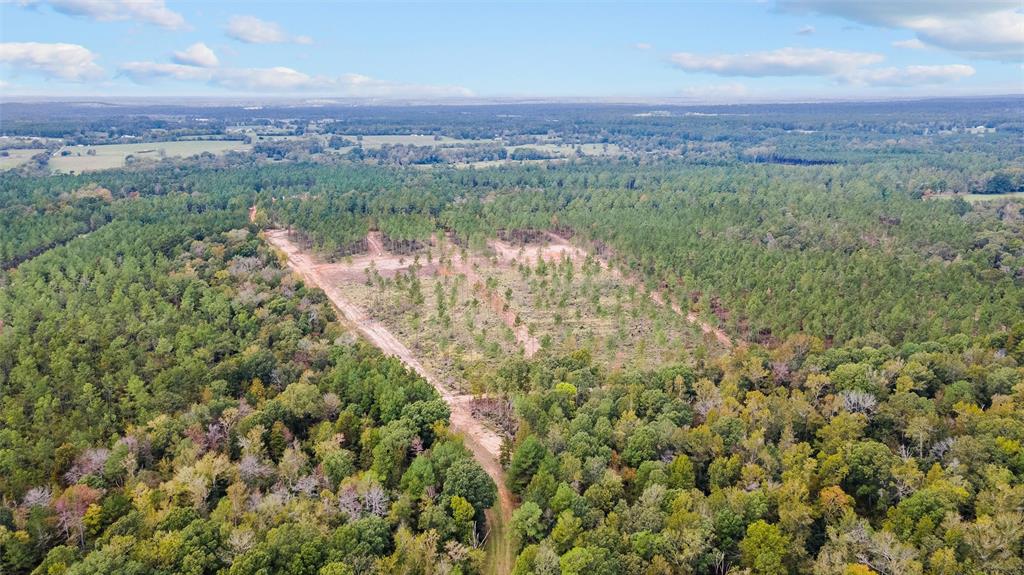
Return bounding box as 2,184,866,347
1,220,109,271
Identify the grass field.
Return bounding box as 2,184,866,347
0,149,45,170
959,192,1024,203
49,140,251,173
450,142,624,168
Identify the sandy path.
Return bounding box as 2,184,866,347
365,231,387,257
262,228,515,573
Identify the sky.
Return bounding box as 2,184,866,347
0,0,1022,102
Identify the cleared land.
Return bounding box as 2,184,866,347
278,226,729,388
0,148,45,170
353,134,478,148
544,232,733,348
49,140,251,173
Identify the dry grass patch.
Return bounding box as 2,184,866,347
50,140,251,173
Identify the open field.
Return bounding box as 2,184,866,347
0,148,44,170
49,140,251,173
338,136,617,156
449,157,564,170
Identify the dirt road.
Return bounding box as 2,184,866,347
262,228,516,574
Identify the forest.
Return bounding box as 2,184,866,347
0,98,1022,575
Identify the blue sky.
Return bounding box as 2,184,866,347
1,1,1021,101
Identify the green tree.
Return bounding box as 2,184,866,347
739,520,790,575
509,436,548,494
442,460,497,517
559,546,594,575
511,501,545,546
550,510,582,554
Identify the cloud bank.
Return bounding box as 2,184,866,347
0,42,104,81
671,48,883,77
779,1,1024,61
21,0,186,30
119,53,472,98
669,46,976,88
843,65,976,87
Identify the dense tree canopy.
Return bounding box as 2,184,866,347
1,98,1021,574
0,191,494,574
504,332,1023,575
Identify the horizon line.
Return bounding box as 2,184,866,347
1,92,1022,108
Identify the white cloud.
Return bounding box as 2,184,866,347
668,45,977,90
214,66,325,91
779,1,1024,60
119,61,313,89
892,38,927,50
796,25,815,35
22,0,186,29
225,15,312,45
0,42,104,81
118,58,472,98
634,42,653,50
911,12,1024,60
172,43,219,68
670,47,883,77
120,61,213,82
842,64,976,87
